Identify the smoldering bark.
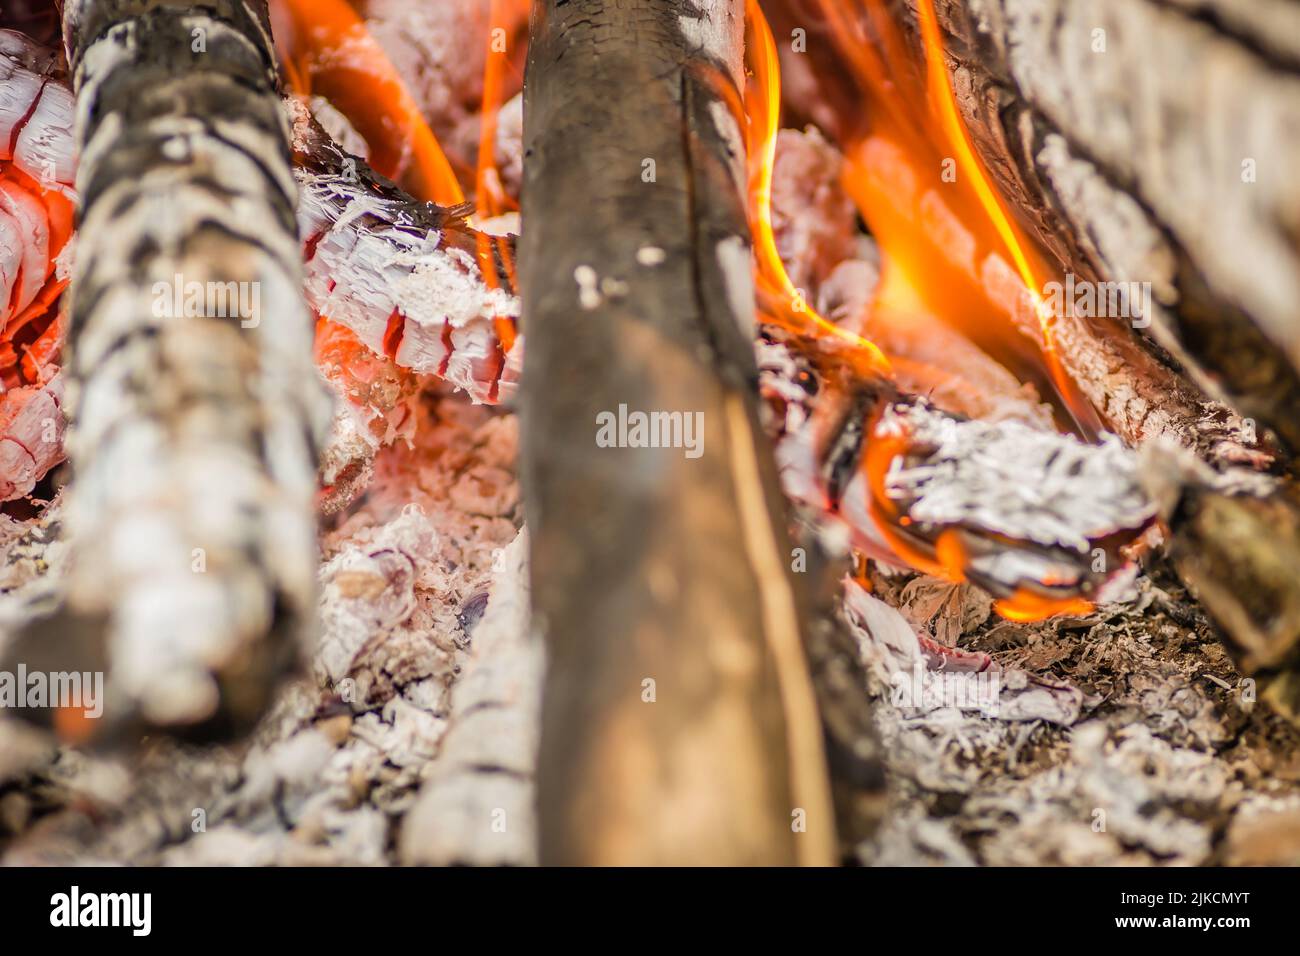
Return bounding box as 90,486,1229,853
879,0,1300,726
3,0,330,742
287,104,520,513
894,0,1300,461
519,0,837,865
289,104,522,408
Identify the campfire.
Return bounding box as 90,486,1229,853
1,0,1299,868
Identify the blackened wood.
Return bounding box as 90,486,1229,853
520,0,836,864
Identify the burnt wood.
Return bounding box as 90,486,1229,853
894,0,1300,461
2,0,329,743
519,0,837,864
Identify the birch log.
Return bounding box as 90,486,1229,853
520,0,837,865
4,0,329,742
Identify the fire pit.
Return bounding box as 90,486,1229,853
1,0,1299,868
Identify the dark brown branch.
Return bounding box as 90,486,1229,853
519,0,836,865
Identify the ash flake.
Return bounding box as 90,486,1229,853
880,402,1155,552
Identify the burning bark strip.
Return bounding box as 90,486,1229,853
2,0,330,741
521,0,837,865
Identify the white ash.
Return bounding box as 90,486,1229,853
771,128,859,293
0,32,75,192
843,580,1090,728
306,95,368,161
293,155,522,405
475,212,519,237
400,526,540,865
493,93,523,199
0,394,531,865
879,402,1154,552
355,0,528,176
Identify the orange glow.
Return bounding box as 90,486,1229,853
913,0,1077,419
994,590,1094,623
272,0,465,206
803,0,1097,433
0,164,73,389
736,0,1116,621
743,0,891,378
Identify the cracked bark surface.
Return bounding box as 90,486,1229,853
897,0,1300,461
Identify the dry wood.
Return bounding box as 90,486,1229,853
2,0,330,742
520,0,837,865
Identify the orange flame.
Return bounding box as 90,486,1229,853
474,0,525,353
744,0,891,378
913,0,1079,424
745,0,1103,620
272,0,465,206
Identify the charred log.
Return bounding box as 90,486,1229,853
520,0,837,864
892,0,1300,462
3,0,330,743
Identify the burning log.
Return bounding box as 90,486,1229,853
762,0,1300,724
3,0,331,741
871,0,1300,716
885,0,1300,461
761,338,1156,617
767,0,1267,473
520,0,837,864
